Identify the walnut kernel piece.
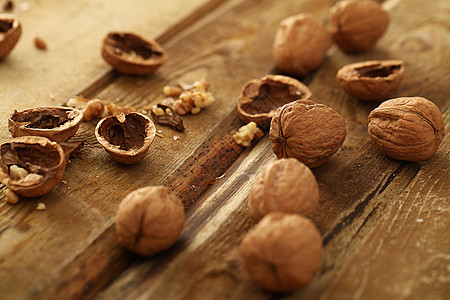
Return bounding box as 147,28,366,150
0,13,21,58
0,136,66,197
241,212,323,292
36,202,46,211
248,158,319,221
4,188,19,204
270,100,346,168
368,97,445,161
95,112,156,164
150,103,185,132
67,96,134,121
237,75,312,127
273,13,332,76
336,60,404,101
116,186,185,256
8,106,83,142
101,31,167,75
172,80,215,115
233,122,263,147
34,36,47,50
328,0,389,52
163,85,183,97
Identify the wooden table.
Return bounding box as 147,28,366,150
1,0,449,299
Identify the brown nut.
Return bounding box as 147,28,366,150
101,32,167,75
0,13,21,59
237,75,311,127
248,158,319,221
116,186,185,256
368,97,445,161
8,106,83,142
0,136,66,197
337,60,404,101
240,212,323,292
328,0,389,52
273,13,332,76
270,100,346,168
95,112,156,164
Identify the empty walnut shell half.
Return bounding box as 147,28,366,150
95,112,156,164
101,32,167,75
270,100,347,168
8,106,83,142
248,158,319,221
240,212,323,292
0,13,21,59
368,97,445,161
237,75,312,127
0,136,66,197
337,60,404,101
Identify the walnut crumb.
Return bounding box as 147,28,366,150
4,188,19,204
34,37,48,50
233,122,263,147
36,203,46,211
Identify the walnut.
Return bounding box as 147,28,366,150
240,212,323,292
248,158,319,221
115,186,185,256
328,0,389,52
233,122,263,147
4,188,19,204
336,60,404,101
0,13,21,58
95,112,156,164
237,75,311,128
172,80,215,115
101,32,167,75
273,13,332,76
8,106,83,142
270,100,346,168
0,136,66,197
368,97,445,161
67,96,134,121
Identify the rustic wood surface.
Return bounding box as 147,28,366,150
0,0,449,299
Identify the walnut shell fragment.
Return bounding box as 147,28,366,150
368,97,445,161
0,136,66,197
101,31,167,75
270,100,346,168
95,112,156,164
8,106,83,142
241,212,323,292
0,13,21,59
248,158,319,221
237,75,311,127
116,186,185,256
336,60,404,101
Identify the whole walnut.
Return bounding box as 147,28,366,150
116,186,185,256
248,158,319,221
328,0,389,52
273,13,332,76
240,212,323,292
270,100,347,168
368,97,445,161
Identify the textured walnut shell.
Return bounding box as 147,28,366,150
270,100,346,168
273,13,332,76
328,0,389,52
368,97,445,161
95,112,156,164
240,212,323,292
237,75,311,127
101,32,167,75
0,13,21,59
336,60,404,101
8,106,83,142
0,136,66,197
116,186,185,256
248,158,319,221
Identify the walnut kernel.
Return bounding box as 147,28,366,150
233,122,263,147
4,188,19,204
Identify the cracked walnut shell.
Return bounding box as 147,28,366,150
95,112,156,164
240,212,323,292
116,186,185,256
102,32,167,75
8,106,83,142
237,75,311,127
0,136,66,197
0,13,21,59
270,100,346,168
368,97,445,161
248,158,319,221
337,60,404,101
